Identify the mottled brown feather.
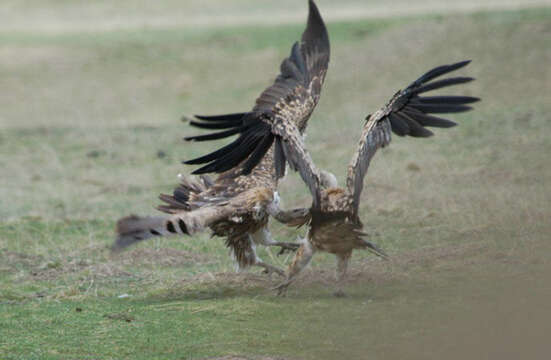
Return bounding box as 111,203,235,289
184,0,330,177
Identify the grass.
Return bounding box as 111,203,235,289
1,2,551,359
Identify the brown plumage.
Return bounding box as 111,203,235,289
112,0,330,275
193,60,478,295
184,0,330,179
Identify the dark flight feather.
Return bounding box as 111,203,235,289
184,128,241,142
417,96,480,104
194,113,247,122
182,0,330,177
402,112,457,128
241,134,275,174
407,60,471,88
413,77,475,95
346,60,478,215
189,121,241,130
410,103,473,113
274,138,287,179
184,137,247,165
394,112,433,137
191,126,268,174
388,113,409,136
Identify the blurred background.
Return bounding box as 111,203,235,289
1,1,550,359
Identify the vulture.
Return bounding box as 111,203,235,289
188,59,479,295
112,0,330,276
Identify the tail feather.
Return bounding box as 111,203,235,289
112,215,176,252
354,230,389,259
363,239,389,260
113,214,192,252
112,205,231,252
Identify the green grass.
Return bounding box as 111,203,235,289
1,2,551,359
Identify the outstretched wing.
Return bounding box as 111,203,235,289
184,0,330,179
346,60,479,216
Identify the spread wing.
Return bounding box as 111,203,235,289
346,60,479,216
272,121,324,209
183,0,330,178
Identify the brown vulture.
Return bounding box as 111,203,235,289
112,0,330,276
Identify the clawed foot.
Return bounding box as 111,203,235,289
275,242,300,256
333,289,347,298
273,282,290,296
259,264,285,278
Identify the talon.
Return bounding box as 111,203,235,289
274,269,285,277
273,282,290,296
276,243,300,256
259,265,285,278
333,290,347,298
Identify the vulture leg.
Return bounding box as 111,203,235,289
249,227,300,256
243,231,285,277
255,261,285,277
268,206,311,229
271,242,300,255
274,239,315,296
334,251,352,297
229,233,284,277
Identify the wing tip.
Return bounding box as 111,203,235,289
193,114,209,120
181,114,193,123
303,0,329,51
190,168,207,175
411,59,475,89
455,59,472,67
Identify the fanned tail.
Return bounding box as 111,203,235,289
112,215,178,252
112,205,233,252
359,233,389,260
